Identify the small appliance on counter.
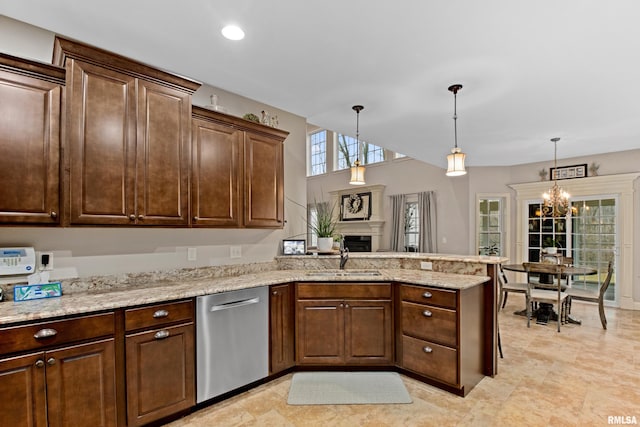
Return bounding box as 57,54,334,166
0,247,36,276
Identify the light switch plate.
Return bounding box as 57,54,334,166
420,261,433,270
230,246,242,258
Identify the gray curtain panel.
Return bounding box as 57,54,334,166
389,194,406,252
418,191,437,253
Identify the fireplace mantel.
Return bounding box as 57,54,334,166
329,185,386,251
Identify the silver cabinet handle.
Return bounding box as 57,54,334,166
423,291,432,298
210,297,260,312
154,330,170,340
423,346,433,353
153,309,169,318
47,358,56,366
34,328,57,339
35,359,45,368
423,310,432,317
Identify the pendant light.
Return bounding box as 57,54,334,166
445,84,467,177
349,105,366,185
542,137,571,217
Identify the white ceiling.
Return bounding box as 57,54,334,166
2,0,639,168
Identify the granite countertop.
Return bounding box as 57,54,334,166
0,268,490,325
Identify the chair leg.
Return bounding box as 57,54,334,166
498,330,504,358
526,295,531,328
501,292,508,309
598,300,607,330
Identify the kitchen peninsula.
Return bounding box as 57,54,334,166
0,253,505,426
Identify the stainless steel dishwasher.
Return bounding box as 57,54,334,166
196,286,269,403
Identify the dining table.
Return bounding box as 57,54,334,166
501,262,598,325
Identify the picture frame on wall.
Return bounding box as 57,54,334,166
550,164,587,180
340,192,372,221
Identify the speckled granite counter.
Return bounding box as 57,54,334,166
0,268,490,325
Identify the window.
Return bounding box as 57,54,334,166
336,133,357,170
404,199,419,252
477,197,506,256
308,130,327,176
363,142,385,164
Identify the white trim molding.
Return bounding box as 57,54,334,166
510,173,640,310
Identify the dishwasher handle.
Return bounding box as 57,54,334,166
209,297,260,312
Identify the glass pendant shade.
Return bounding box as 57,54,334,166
446,147,467,176
542,137,570,217
349,159,366,185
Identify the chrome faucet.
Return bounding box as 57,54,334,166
339,236,349,269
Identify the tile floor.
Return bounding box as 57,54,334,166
166,295,640,426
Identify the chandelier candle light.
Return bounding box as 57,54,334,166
542,137,571,217
446,84,467,176
349,105,366,185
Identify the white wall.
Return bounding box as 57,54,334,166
0,16,308,281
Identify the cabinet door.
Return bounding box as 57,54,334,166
344,300,393,364
243,132,284,228
125,323,195,426
269,284,295,373
0,352,47,427
296,300,344,364
45,339,117,427
0,68,61,224
136,80,191,225
67,59,137,225
191,118,242,227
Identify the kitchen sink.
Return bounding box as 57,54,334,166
305,270,382,277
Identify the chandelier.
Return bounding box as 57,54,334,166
349,105,366,185
446,84,467,176
542,137,570,217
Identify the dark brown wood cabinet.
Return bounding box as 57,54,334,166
296,283,393,365
0,313,117,427
191,107,288,228
398,284,485,396
269,284,295,374
124,300,195,426
0,53,64,225
53,37,199,226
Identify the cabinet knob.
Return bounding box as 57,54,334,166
47,358,56,366
423,346,433,354
339,303,344,308
129,214,136,221
344,304,349,308
35,359,45,368
422,291,433,298
154,330,170,340
138,215,144,220
50,211,57,218
272,291,278,295
34,328,57,339
193,216,199,221
423,310,432,317
153,309,169,318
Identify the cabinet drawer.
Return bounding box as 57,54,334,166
297,283,391,299
400,284,457,309
0,312,115,355
402,335,457,385
125,299,194,332
401,301,457,347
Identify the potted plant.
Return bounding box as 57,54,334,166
311,199,338,253
543,237,560,254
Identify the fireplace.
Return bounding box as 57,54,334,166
344,235,372,252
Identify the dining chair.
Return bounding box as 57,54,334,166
566,261,613,329
523,262,569,332
498,264,528,310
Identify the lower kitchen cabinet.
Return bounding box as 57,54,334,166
269,284,295,374
0,333,117,427
296,283,393,365
124,300,195,426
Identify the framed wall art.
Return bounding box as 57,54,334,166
341,192,371,221
550,164,587,180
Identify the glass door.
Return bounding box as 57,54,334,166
570,197,617,303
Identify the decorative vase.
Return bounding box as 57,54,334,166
545,247,557,255
317,237,334,253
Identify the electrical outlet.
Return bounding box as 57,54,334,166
420,261,433,270
230,246,242,258
39,252,54,271
187,247,197,261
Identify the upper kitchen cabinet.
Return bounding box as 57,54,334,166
0,53,64,225
191,107,288,228
53,37,201,226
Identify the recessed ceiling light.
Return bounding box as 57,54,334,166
221,25,245,41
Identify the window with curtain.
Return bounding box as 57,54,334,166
308,130,327,176
390,191,437,252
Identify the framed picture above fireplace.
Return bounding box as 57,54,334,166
341,192,372,221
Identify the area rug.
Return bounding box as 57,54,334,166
287,372,412,405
